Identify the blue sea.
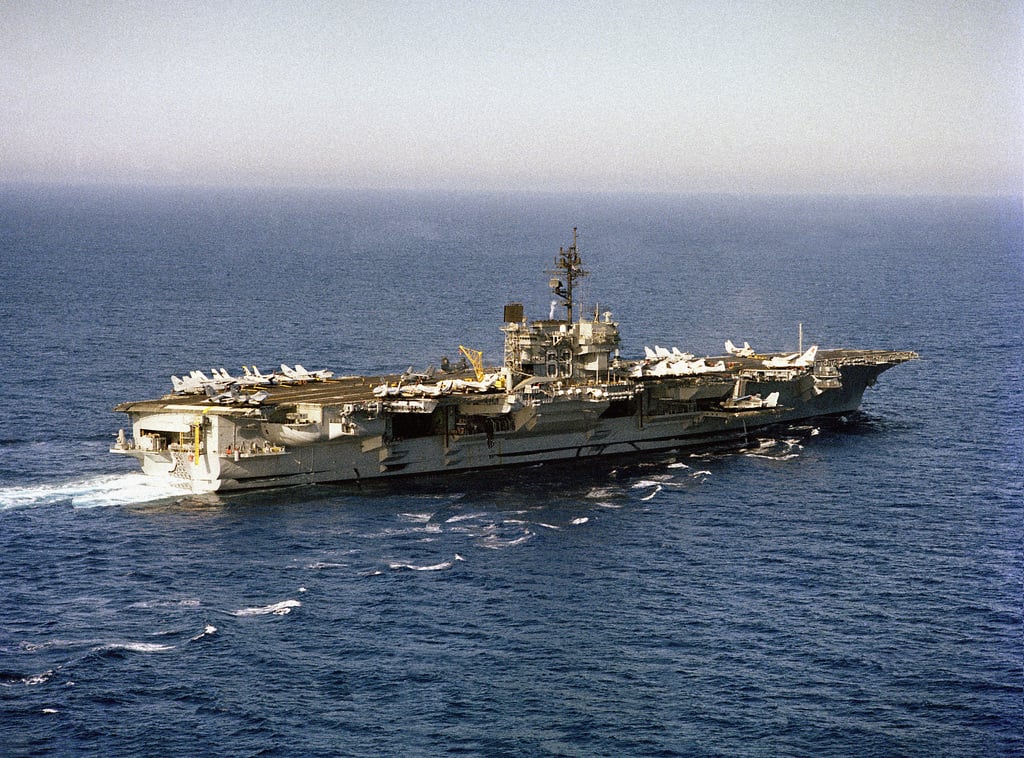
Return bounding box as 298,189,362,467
0,187,1020,756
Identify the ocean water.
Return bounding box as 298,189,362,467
0,187,1020,757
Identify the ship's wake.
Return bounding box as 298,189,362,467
0,473,186,511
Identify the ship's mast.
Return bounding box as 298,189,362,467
547,227,588,322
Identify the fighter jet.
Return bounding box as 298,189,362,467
280,364,334,382
762,346,818,368
171,374,204,394
722,391,781,409
204,385,270,405
725,340,756,357
240,366,276,386
205,384,240,404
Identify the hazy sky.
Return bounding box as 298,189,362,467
2,0,1021,194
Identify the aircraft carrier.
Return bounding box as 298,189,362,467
112,229,917,493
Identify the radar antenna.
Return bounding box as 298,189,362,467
547,227,588,322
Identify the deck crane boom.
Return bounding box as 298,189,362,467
458,345,485,381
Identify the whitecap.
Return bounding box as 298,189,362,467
631,476,672,489
398,512,433,522
570,517,589,525
41,708,58,714
230,599,301,617
127,597,200,610
745,442,801,460
445,512,488,523
667,462,691,469
189,624,217,642
640,485,662,501
388,560,453,571
23,669,55,686
478,533,533,550
100,642,175,653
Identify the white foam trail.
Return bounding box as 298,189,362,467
631,477,671,489
445,512,488,523
0,473,187,511
398,512,433,522
100,642,175,653
479,533,533,550
745,438,801,460
388,560,453,571
640,485,662,501
127,598,200,610
230,599,301,616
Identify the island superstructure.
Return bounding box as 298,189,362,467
112,229,917,493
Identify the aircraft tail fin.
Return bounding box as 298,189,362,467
795,345,818,367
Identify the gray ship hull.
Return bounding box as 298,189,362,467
112,351,913,494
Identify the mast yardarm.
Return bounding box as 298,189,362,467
547,226,588,321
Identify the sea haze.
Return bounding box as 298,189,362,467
0,187,1020,756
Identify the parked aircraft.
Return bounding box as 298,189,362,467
762,346,818,368
281,364,334,381
171,374,204,394
725,340,756,357
722,391,781,409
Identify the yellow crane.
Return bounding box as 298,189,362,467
458,345,485,381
